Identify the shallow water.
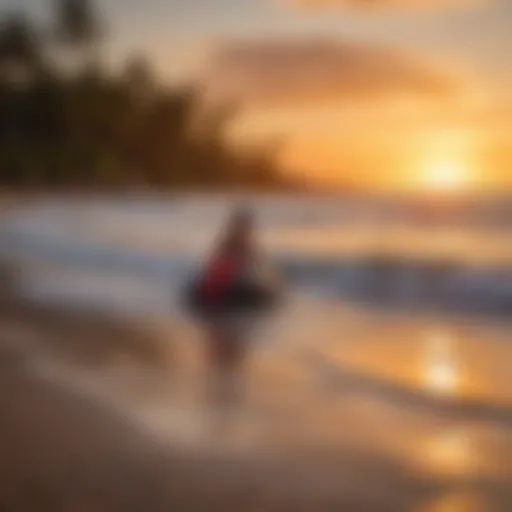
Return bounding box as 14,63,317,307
0,195,510,393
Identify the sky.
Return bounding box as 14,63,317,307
2,0,511,191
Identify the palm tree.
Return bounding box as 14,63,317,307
54,0,103,68
0,13,42,85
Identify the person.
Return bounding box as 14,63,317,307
185,206,279,422
203,207,257,413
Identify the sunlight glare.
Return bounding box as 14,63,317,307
424,329,459,396
411,128,477,195
423,428,472,478
422,160,469,193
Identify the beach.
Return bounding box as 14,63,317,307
0,194,510,511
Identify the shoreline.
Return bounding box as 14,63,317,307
1,186,511,204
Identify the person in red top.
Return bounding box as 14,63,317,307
201,206,256,416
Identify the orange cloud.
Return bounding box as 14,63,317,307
205,39,463,107
282,0,484,12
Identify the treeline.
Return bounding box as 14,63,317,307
0,1,286,189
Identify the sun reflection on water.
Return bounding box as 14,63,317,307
418,490,487,512
424,329,459,396
425,428,472,476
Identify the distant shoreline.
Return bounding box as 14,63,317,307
1,185,510,204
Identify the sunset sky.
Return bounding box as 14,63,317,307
4,0,512,191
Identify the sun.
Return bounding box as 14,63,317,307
405,156,473,195
422,160,470,193
410,128,478,195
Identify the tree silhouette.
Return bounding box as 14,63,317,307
55,0,101,45
0,3,285,190
54,0,103,68
0,14,42,84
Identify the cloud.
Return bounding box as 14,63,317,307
204,39,464,108
282,0,483,12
